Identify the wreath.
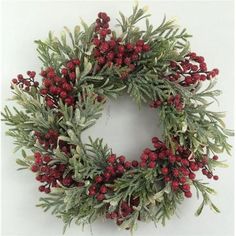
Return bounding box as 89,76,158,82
2,4,233,233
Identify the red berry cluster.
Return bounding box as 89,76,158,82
201,155,219,180
40,59,80,108
167,52,219,86
88,154,133,201
150,94,184,111
31,152,75,193
92,12,150,78
106,197,140,226
34,130,59,150
34,130,72,154
11,71,39,91
87,136,220,212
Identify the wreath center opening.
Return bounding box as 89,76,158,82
82,94,163,159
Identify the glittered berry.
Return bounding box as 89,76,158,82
161,167,168,175
107,154,116,164
31,165,39,172
182,184,190,192
95,175,103,183
39,185,45,192
100,185,107,194
118,155,126,163
213,175,219,180
148,161,156,169
132,160,139,167
96,193,105,201
184,191,192,198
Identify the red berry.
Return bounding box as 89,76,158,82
107,52,115,61
182,184,190,192
213,68,219,75
213,155,219,161
40,88,48,95
36,175,42,181
117,165,124,173
132,160,139,167
34,152,41,159
110,212,118,219
140,153,149,162
142,44,150,52
100,185,107,194
173,169,179,177
152,137,159,143
180,177,186,183
136,40,144,47
100,29,107,37
17,74,24,80
100,42,109,52
39,185,45,192
66,62,75,70
161,167,168,175
12,78,18,84
118,155,126,163
149,161,156,169
46,99,54,108
61,68,68,75
169,155,176,164
149,152,157,161
140,161,146,168
93,38,100,46
30,71,36,78
104,172,111,181
124,57,131,65
96,193,105,201
43,155,51,163
184,191,192,198
88,189,96,196
189,52,197,59
62,177,72,186
44,187,51,194
31,165,39,172
108,40,116,48
95,175,103,183
213,175,219,180
207,173,213,179
118,45,125,53
189,173,196,180
60,91,67,99
124,161,132,169
107,154,116,164
69,72,76,80
172,181,179,189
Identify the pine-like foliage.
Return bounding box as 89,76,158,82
1,3,233,234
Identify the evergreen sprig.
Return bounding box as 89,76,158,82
1,3,233,234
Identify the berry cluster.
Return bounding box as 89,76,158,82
152,138,219,197
167,52,219,86
31,152,75,193
88,136,219,213
106,197,140,226
88,154,133,201
11,71,39,91
150,94,184,112
34,130,72,154
34,130,59,150
92,12,150,78
40,59,80,108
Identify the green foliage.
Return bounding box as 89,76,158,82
1,3,233,234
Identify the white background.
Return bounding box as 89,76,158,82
1,1,234,236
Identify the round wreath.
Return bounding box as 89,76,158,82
2,4,233,233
